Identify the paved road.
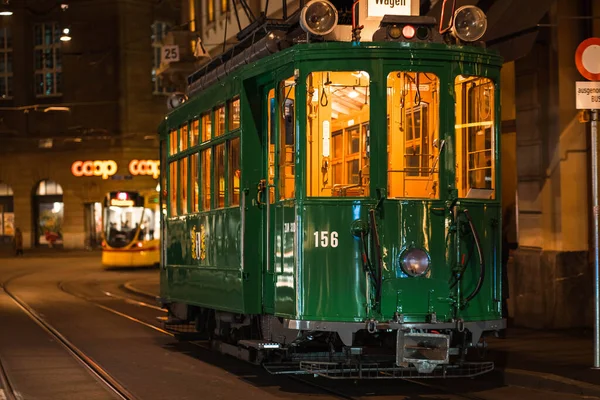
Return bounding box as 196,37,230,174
0,254,598,400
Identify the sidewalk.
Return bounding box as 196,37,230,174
124,278,600,396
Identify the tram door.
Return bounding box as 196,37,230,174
262,86,277,314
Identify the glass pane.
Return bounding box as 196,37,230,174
387,72,440,199
201,148,211,210
169,130,177,155
280,76,296,199
180,124,188,151
202,113,211,142
214,143,225,208
190,119,199,146
191,153,199,212
180,157,188,214
305,71,370,197
44,24,53,45
34,24,42,46
215,105,225,136
7,51,12,73
229,97,240,130
228,138,240,206
35,74,44,95
169,161,177,216
44,49,53,68
455,76,495,199
35,50,43,70
6,76,12,97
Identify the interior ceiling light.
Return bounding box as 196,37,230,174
0,0,13,16
347,90,360,99
299,0,338,36
451,6,487,42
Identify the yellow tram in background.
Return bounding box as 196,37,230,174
101,191,160,268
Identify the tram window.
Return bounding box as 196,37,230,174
202,113,211,142
160,139,167,207
201,148,211,210
267,89,276,203
191,153,199,212
180,157,189,214
387,71,440,199
169,129,177,155
180,123,188,151
215,143,225,208
279,76,296,200
190,119,199,147
455,76,495,199
215,105,225,137
228,137,240,206
229,97,240,131
305,71,370,197
169,160,178,216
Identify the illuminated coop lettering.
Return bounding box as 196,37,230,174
129,159,160,179
71,160,118,180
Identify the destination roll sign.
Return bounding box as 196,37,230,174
367,0,417,18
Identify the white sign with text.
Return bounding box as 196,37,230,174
367,0,414,18
576,81,600,109
162,45,180,63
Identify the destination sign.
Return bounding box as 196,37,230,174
367,0,416,18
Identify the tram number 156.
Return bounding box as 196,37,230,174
313,231,339,248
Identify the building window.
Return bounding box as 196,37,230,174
207,0,215,23
151,21,175,95
0,28,13,99
221,0,229,14
33,22,62,97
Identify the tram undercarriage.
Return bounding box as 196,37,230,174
160,305,504,379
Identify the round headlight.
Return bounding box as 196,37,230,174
400,248,431,277
299,0,338,36
452,6,487,42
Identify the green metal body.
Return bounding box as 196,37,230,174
159,41,503,326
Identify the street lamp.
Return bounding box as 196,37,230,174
0,0,13,16
60,27,71,41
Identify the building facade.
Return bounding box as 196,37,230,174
0,0,180,249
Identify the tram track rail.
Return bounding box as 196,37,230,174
0,275,138,400
56,277,491,400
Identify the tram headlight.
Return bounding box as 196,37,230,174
451,6,487,42
299,0,338,36
399,248,431,277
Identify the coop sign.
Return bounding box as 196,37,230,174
367,0,416,18
129,159,160,179
71,160,117,180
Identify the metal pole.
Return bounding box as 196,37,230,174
592,109,600,370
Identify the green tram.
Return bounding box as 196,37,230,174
159,2,504,378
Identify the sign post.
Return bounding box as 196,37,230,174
576,37,600,370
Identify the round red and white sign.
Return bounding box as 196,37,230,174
575,37,600,81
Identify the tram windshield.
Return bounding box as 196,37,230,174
104,206,158,248
305,71,370,197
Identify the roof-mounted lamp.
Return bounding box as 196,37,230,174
451,6,487,42
299,0,338,36
0,0,13,16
